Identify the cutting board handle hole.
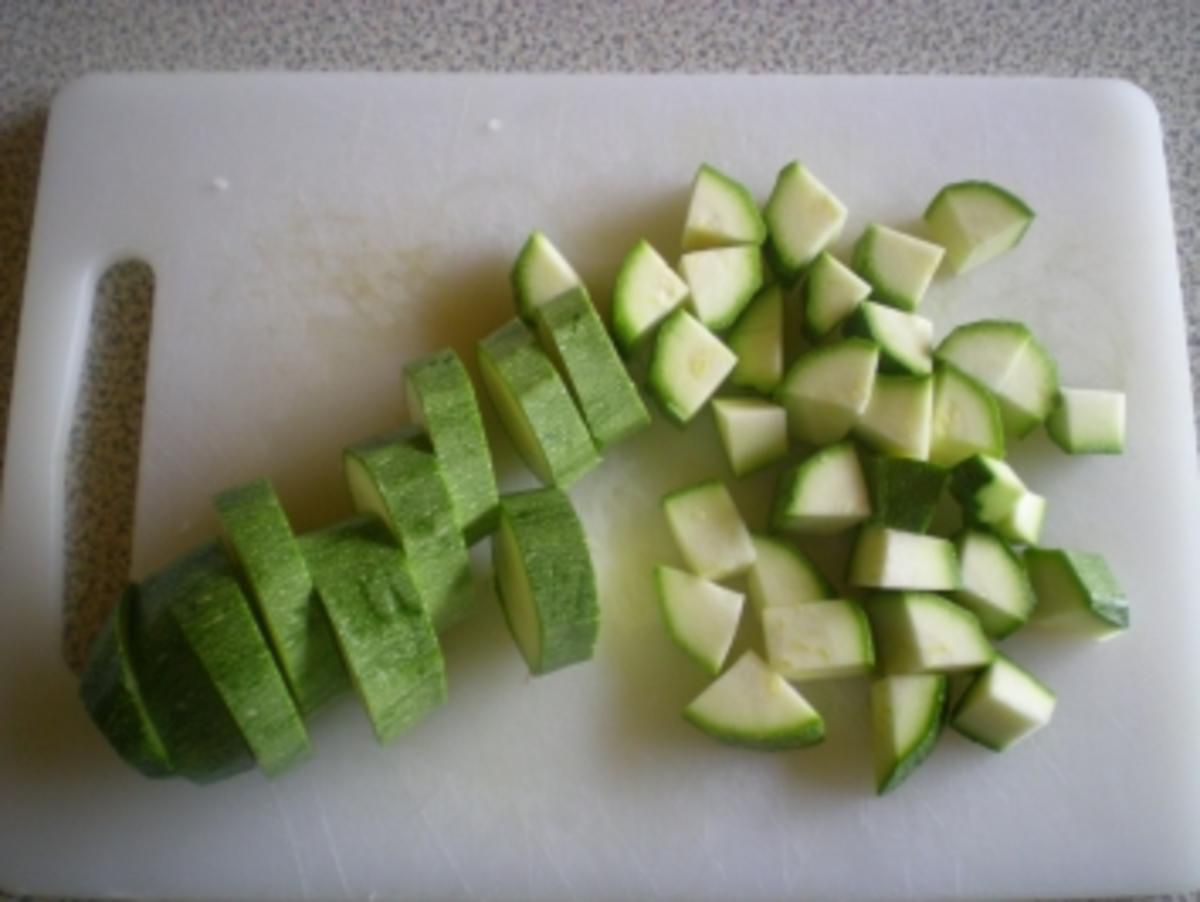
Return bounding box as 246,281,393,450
62,258,155,674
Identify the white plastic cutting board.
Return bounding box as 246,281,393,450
2,74,1198,899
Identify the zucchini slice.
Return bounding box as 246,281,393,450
1045,388,1126,455
684,650,825,750
855,373,935,461
866,591,993,674
680,245,764,332
404,349,499,541
647,309,738,425
936,320,1058,437
773,441,871,534
923,180,1034,275
929,363,1005,467
663,479,756,580
863,455,948,534
681,163,767,251
1025,547,1129,640
611,239,690,354
139,542,309,780
215,478,347,714
301,517,446,742
746,534,832,612
655,565,745,676
951,654,1055,751
79,587,173,778
871,673,947,794
763,600,875,680
849,526,960,592
953,529,1036,639
775,338,879,446
843,301,934,376
726,284,784,393
852,223,944,311
802,251,871,339
712,397,789,477
764,162,848,283
535,286,650,449
345,433,476,631
478,318,600,486
493,488,600,674
950,454,1026,525
511,231,585,321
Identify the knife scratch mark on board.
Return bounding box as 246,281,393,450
703,811,731,889
270,785,311,899
525,797,581,902
418,797,475,898
596,801,662,897
313,789,350,897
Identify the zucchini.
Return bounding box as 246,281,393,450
746,534,832,612
923,181,1034,275
510,231,584,321
679,245,764,331
1025,547,1129,640
1045,388,1126,455
855,373,934,461
655,565,745,676
477,318,600,486
773,441,871,534
843,301,934,376
214,478,347,714
951,654,1055,751
494,488,599,674
775,338,880,445
535,286,651,449
681,163,766,251
849,525,960,592
611,239,690,354
802,250,871,339
871,674,946,794
852,223,944,311
762,600,875,680
404,348,499,541
949,454,1026,524
140,542,310,780
929,363,1005,467
726,284,784,393
867,591,993,674
953,528,1036,638
662,479,756,581
647,309,738,425
992,490,1047,546
863,455,948,534
78,587,172,777
764,162,847,284
301,517,446,742
683,650,825,750
712,397,789,477
345,433,475,631
936,320,1058,437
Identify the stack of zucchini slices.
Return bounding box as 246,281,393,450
642,164,1129,794
80,230,662,783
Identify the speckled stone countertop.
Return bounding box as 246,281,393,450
0,1,1196,898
